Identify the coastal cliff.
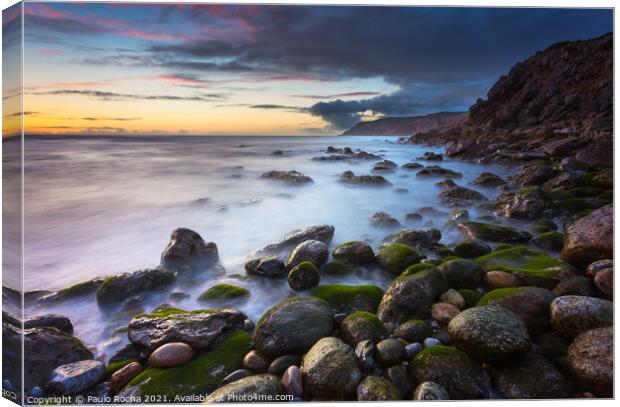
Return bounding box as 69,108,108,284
342,111,467,136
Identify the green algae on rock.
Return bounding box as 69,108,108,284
457,289,482,309
199,284,250,301
339,311,388,346
437,258,484,289
375,243,423,276
322,260,355,276
288,261,320,291
311,284,383,316
356,376,402,401
458,221,532,243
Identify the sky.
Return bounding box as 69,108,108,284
1,2,613,136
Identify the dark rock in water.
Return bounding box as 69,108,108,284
332,241,375,265
394,319,432,343
552,276,594,297
282,365,303,397
453,239,491,258
549,295,612,337
312,154,349,161
261,170,313,185
437,259,484,290
512,163,554,187
267,354,302,376
478,287,557,335
245,256,287,278
208,374,284,401
369,212,401,229
439,186,488,207
355,340,375,373
259,225,335,255
418,152,443,161
496,187,546,219
38,278,105,303
161,228,219,270
356,376,402,401
271,150,284,156
473,172,506,186
382,228,441,250
127,307,247,350
375,338,405,367
532,231,564,252
385,365,411,398
376,243,423,276
447,305,530,362
492,352,573,399
560,204,613,268
253,297,333,358
416,166,462,178
47,360,105,395
404,212,423,222
300,337,362,398
286,240,328,269
436,178,457,189
372,160,398,172
96,268,175,305
402,162,423,169
413,382,450,400
24,314,73,335
458,221,531,243
409,345,490,399
219,369,252,388
339,312,387,346
567,326,612,397
288,261,320,291
339,170,392,186
377,267,448,324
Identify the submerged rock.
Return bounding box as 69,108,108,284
339,171,392,186
372,160,398,172
260,170,313,185
416,166,462,178
439,186,489,207
473,172,506,187
161,228,219,270
369,212,401,229
245,257,287,278
127,307,247,350
312,284,383,316
96,268,175,305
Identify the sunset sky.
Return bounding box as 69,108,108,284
2,2,613,136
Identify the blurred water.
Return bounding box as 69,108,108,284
20,135,514,359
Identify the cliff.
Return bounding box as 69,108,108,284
342,111,467,136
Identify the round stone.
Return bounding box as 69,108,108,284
567,326,612,397
413,381,450,400
482,271,523,289
394,320,432,343
405,343,423,359
423,338,441,348
282,365,303,397
550,295,613,337
267,354,302,376
242,350,270,373
375,338,405,367
109,361,143,393
431,303,460,323
439,289,465,310
356,376,401,401
47,360,105,395
288,261,320,291
147,342,195,368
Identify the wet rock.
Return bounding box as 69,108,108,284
288,261,320,291
332,241,375,265
38,278,106,304
405,342,423,359
402,162,423,169
436,178,457,189
416,166,462,178
492,352,573,399
413,382,450,400
356,376,401,401
257,226,335,258
394,319,432,343
552,276,594,297
586,259,613,279
282,365,303,397
448,305,530,362
594,267,613,300
453,239,492,258
431,303,460,323
96,268,175,305
458,289,482,309
438,258,484,289
254,297,333,358
532,231,564,251
439,186,489,207
549,295,612,337
321,260,354,276
245,256,287,278
355,340,375,373
242,350,270,373
439,289,466,310
496,187,546,219
161,228,219,270
409,345,490,399
385,365,411,398
267,355,302,376
512,163,554,187
458,221,531,243
219,369,252,387
300,337,362,398
339,171,392,186
47,360,105,395
473,172,506,187
339,311,387,346
482,271,522,290
541,136,586,156
561,204,613,268
560,157,590,171
375,243,423,276
448,208,470,223
312,284,383,316
375,338,405,367
148,342,195,368
24,315,73,335
109,361,143,393
372,160,398,172
382,228,441,250
567,326,612,397
108,343,150,364
128,307,247,350
370,212,401,228
261,170,313,185
478,287,556,334
208,374,284,401
199,284,250,301
285,240,328,269
377,267,448,324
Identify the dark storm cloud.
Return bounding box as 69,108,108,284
33,89,225,103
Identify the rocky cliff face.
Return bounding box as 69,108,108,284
343,111,467,136
407,33,613,165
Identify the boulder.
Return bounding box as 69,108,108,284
207,374,284,402
253,297,333,358
375,338,406,367
373,160,398,171
128,307,247,350
413,382,450,400
549,296,613,337
382,228,441,250
439,289,466,310
416,166,462,178
332,241,375,265
285,240,328,269
552,276,594,297
245,257,287,278
24,314,73,334
339,171,391,186
447,305,530,362
375,243,423,276
161,228,219,270
260,170,313,185
437,259,484,289
96,268,175,305
339,311,387,346
370,212,401,228
496,187,546,219
267,355,302,376
47,360,105,395
561,204,613,268
311,284,383,317
259,225,335,255
458,222,531,243
431,303,460,324
473,172,506,187
532,231,564,252
394,319,432,343
288,261,320,291
453,239,491,258
409,345,490,399
512,164,554,187
439,186,489,207
356,376,401,401
147,342,195,368
301,337,362,398
567,326,613,397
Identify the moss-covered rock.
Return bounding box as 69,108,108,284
120,330,251,398
475,246,577,289
96,269,175,305
458,222,531,243
409,345,490,399
332,241,375,265
448,305,530,362
339,312,387,346
356,376,402,401
453,239,492,258
529,219,558,234
198,284,250,301
394,319,432,343
322,261,354,276
375,243,423,276
478,287,557,334
457,289,482,309
400,263,438,277
437,259,484,289
288,261,320,291
311,284,383,316
532,231,564,252
40,278,105,303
